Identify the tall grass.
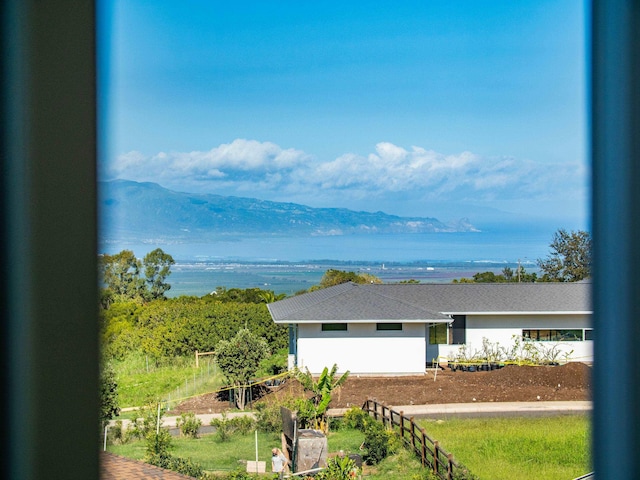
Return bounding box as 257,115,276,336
417,415,591,480
113,353,225,408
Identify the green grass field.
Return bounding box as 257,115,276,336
107,415,590,479
113,354,226,408
417,415,591,480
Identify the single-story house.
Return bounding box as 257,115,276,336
267,282,592,375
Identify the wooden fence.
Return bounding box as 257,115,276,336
362,399,471,480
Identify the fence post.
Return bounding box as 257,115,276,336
399,411,404,441
433,441,439,475
195,350,199,368
420,427,427,467
410,417,417,458
447,453,454,480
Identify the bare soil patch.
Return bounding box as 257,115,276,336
168,362,591,415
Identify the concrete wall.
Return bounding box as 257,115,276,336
296,323,426,374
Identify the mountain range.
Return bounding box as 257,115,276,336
99,180,478,243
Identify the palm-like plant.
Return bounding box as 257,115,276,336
295,364,349,433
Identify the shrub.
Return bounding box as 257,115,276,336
361,418,399,465
343,407,368,431
176,412,203,438
316,455,360,480
211,412,234,442
254,395,302,433
107,420,124,445
147,452,205,478
145,428,173,458
230,415,257,435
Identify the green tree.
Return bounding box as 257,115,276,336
296,364,349,433
257,290,287,303
537,229,592,282
100,362,120,429
100,250,145,301
209,286,284,304
142,248,175,300
452,267,537,283
311,269,382,291
216,329,269,410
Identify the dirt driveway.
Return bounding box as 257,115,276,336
169,362,591,415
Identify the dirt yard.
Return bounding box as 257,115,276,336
168,362,591,415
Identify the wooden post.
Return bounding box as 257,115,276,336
447,453,454,480
410,417,417,456
195,350,199,368
433,441,439,475
399,412,404,441
420,428,427,467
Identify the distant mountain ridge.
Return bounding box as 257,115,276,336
99,180,479,242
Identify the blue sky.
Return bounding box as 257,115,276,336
99,1,588,229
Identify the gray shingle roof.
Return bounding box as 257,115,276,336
268,282,591,323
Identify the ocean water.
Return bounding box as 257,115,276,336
99,229,552,296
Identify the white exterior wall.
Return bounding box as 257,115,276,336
428,314,592,363
296,323,426,375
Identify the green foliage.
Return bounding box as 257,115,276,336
343,407,368,431
254,394,302,433
107,420,124,445
113,354,224,408
216,329,269,410
210,412,234,442
100,250,146,302
176,412,203,438
537,229,592,282
100,248,175,304
210,412,258,442
259,348,289,376
452,266,537,283
145,427,173,458
147,451,205,478
100,362,120,429
361,418,397,465
143,248,175,300
102,295,287,365
316,455,360,480
141,401,205,478
213,468,261,480
295,364,349,433
208,286,283,304
310,269,382,291
230,415,257,435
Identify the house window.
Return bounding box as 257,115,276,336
584,329,594,341
429,323,448,344
376,323,402,331
522,329,584,341
321,323,347,331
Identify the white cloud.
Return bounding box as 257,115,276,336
104,139,587,218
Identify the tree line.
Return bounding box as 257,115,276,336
454,229,591,283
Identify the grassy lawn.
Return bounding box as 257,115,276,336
417,415,591,480
107,415,590,479
113,354,226,408
108,430,281,471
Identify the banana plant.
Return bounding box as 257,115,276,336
295,364,350,433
